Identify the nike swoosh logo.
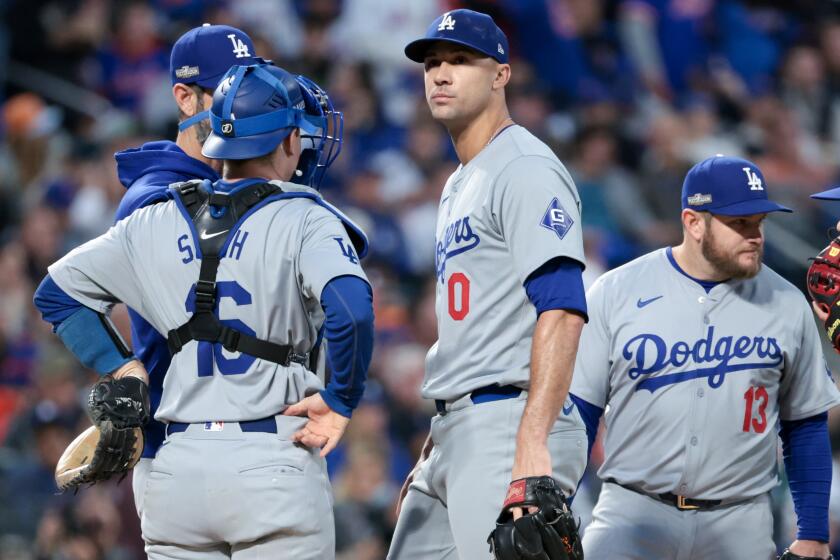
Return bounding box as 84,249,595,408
199,230,228,241
637,295,663,308
562,401,575,415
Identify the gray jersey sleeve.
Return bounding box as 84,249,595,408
570,274,612,407
298,206,369,302
491,155,585,284
48,217,146,316
779,295,840,421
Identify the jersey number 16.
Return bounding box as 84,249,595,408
184,281,256,376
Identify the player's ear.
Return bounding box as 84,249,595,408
282,128,301,158
682,209,705,242
172,84,200,117
493,64,511,90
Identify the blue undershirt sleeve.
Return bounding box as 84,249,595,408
569,393,603,459
33,275,84,329
33,274,134,375
524,257,588,320
318,275,374,418
779,412,831,542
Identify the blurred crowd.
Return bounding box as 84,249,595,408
5,0,840,558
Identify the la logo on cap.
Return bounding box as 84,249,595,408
227,33,251,58
743,167,763,191
438,12,455,31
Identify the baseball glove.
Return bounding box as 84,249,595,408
54,373,150,491
488,476,583,560
807,237,840,350
778,549,833,560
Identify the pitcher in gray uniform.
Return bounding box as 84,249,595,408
390,9,589,559
572,155,840,560
33,62,374,560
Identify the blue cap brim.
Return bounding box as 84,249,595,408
202,127,293,160
811,186,840,201
404,38,500,63
708,199,793,216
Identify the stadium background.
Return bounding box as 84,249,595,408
3,0,840,558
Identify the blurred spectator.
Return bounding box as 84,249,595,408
637,111,693,221
1,93,69,218
618,0,715,103
505,0,634,108
0,403,75,539
87,2,169,113
569,125,677,266
6,0,108,85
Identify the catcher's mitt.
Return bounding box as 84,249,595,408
488,476,583,560
55,422,144,491
55,374,150,491
807,237,840,350
88,374,150,429
778,549,833,560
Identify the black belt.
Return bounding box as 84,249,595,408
435,384,522,415
605,478,723,511
166,415,277,436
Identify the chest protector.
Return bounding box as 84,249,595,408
166,180,307,367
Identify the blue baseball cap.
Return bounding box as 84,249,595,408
681,156,792,216
170,24,258,90
405,9,509,64
811,185,840,200
202,64,319,160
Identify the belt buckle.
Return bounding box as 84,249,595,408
676,495,699,510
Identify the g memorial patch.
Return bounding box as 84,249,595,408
541,198,574,240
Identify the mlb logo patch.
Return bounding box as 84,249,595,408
204,421,225,432
540,198,574,240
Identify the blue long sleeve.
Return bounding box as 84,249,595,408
34,274,134,375
779,412,832,542
318,276,374,418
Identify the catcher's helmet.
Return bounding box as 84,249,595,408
202,63,319,161
292,75,343,189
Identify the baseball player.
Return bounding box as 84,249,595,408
111,24,338,524
34,62,373,559
390,9,589,559
111,23,259,520
572,155,840,559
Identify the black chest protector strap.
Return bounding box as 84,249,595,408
166,181,307,367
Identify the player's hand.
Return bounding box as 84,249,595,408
111,359,149,385
509,440,551,520
786,539,831,559
283,394,349,458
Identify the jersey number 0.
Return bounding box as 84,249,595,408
448,273,470,320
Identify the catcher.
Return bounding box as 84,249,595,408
34,62,373,559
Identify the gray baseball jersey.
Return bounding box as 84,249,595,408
571,248,840,500
48,181,368,424
424,125,586,400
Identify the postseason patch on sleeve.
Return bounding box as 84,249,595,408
540,198,574,240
